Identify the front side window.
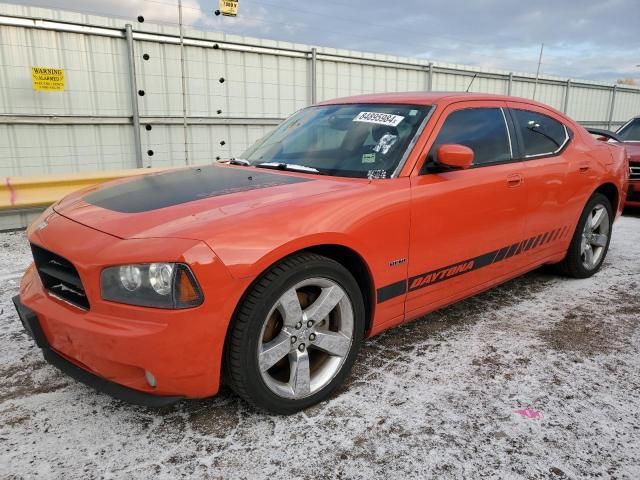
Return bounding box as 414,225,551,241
617,118,640,141
511,109,569,157
426,108,512,167
240,104,432,178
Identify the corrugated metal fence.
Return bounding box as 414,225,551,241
1,3,640,228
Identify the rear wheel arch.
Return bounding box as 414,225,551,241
593,182,619,213
556,191,613,278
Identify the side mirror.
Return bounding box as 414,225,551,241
436,144,474,169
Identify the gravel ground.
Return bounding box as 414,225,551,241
1,213,639,479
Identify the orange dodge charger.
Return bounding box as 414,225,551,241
14,93,629,414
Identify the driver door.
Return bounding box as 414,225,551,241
405,101,528,318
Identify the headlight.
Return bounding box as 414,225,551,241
101,263,203,309
148,263,173,295
119,265,142,291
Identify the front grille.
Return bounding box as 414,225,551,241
31,244,90,310
630,165,640,181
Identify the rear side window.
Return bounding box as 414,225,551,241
617,118,640,141
427,108,512,166
511,109,568,157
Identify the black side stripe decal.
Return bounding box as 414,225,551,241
493,246,510,263
522,237,535,252
529,234,542,250
539,232,550,246
376,280,407,303
376,225,568,303
505,242,519,259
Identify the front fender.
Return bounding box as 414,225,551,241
210,232,369,280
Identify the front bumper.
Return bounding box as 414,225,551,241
16,210,248,404
13,295,181,407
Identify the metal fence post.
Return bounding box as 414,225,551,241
607,84,618,130
178,0,189,165
124,24,143,168
428,62,434,91
507,72,513,96
310,47,317,104
563,79,571,114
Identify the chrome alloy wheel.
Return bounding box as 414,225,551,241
580,204,610,270
257,278,354,400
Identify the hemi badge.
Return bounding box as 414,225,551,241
389,258,407,267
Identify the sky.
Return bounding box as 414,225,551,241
9,0,640,83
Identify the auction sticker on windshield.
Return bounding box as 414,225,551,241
353,112,404,127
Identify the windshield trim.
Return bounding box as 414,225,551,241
390,105,435,178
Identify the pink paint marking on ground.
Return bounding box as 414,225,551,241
514,408,543,420
5,177,17,206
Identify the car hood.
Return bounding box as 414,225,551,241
53,163,366,240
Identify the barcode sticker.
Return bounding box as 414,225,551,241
353,112,404,127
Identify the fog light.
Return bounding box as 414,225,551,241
145,370,157,388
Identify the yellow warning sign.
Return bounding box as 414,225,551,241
31,67,65,91
219,0,238,16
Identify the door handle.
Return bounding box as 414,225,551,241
507,173,523,187
579,163,590,173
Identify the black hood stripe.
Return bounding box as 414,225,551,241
84,164,312,213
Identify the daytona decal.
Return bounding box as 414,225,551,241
377,226,569,303
409,260,475,290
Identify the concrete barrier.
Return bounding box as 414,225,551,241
1,168,167,211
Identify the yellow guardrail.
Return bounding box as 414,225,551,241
1,168,168,211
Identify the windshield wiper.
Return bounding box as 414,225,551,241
255,162,321,174
229,158,251,166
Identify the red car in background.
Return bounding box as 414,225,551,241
616,117,640,207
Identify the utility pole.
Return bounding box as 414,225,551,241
178,0,189,165
125,24,143,168
532,43,544,100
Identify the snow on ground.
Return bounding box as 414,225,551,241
1,214,639,479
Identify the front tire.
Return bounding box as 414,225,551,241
557,192,613,278
224,252,365,414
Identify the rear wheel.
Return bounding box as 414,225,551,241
557,193,613,278
224,252,365,414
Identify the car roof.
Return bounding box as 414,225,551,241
317,91,551,109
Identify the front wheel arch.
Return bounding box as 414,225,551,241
222,251,366,413
220,244,375,380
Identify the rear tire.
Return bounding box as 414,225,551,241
224,252,365,415
556,193,613,278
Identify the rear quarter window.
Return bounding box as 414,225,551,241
511,109,569,157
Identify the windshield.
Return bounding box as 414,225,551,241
617,118,640,141
239,103,432,178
